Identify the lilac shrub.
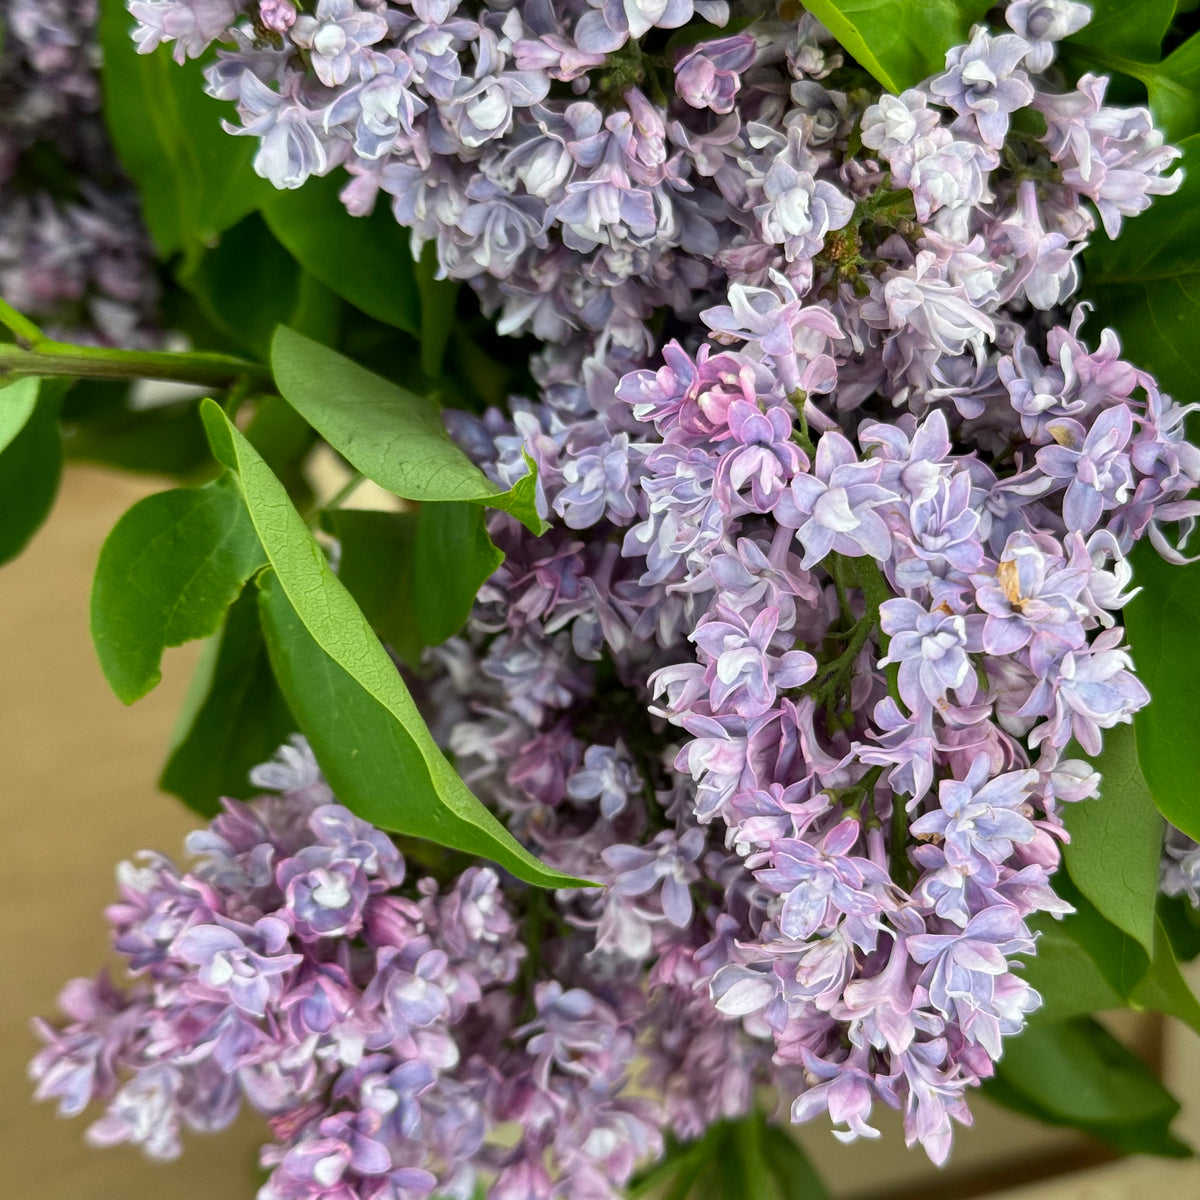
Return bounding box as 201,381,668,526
0,1,159,343
33,0,1200,1189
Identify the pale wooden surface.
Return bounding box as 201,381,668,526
1,465,1196,1199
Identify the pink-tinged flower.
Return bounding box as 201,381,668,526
674,35,756,115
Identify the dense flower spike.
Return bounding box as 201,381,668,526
36,0,1200,1189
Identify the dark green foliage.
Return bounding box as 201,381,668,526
325,504,503,666
799,0,992,92
159,585,295,816
201,399,583,888
1061,722,1164,953
629,1112,828,1200
988,1017,1189,1157
98,3,274,259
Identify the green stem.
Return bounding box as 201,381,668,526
0,296,270,391
0,340,271,391
0,296,46,345
890,793,916,892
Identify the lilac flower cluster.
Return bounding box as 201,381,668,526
32,743,673,1198
37,0,1200,1186
423,0,1196,1166
0,1,159,343
126,0,867,346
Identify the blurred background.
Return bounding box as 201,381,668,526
3,463,1198,1200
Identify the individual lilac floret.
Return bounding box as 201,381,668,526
973,531,1086,655
1026,627,1149,754
911,756,1039,872
717,399,807,512
259,0,297,34
172,917,302,1016
602,828,707,928
755,820,892,944
700,278,844,398
908,905,1040,1057
1005,0,1091,72
566,743,643,819
675,35,757,115
222,72,330,190
290,0,390,88
776,432,897,568
1035,404,1134,533
689,605,817,718
755,127,856,264
878,598,984,713
1161,828,1200,907
554,432,639,529
929,28,1035,152
1037,74,1183,237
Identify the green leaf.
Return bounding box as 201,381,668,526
0,380,63,566
263,173,421,334
178,213,305,360
1082,134,1200,402
1045,872,1152,1000
1159,893,1200,963
799,0,992,93
1132,917,1200,1037
90,475,267,704
989,1017,1188,1157
325,504,503,666
630,1114,827,1200
257,571,584,888
270,326,548,533
1062,722,1163,955
1025,878,1200,1036
1022,914,1125,1024
0,377,40,454
1066,0,1176,63
98,3,274,258
159,584,296,817
1147,32,1200,140
1123,543,1200,841
200,399,584,888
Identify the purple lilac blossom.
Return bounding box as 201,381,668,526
0,0,159,343
35,0,1200,1182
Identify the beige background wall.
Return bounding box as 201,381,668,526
2,465,1197,1199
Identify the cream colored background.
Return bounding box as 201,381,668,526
2,466,1197,1199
